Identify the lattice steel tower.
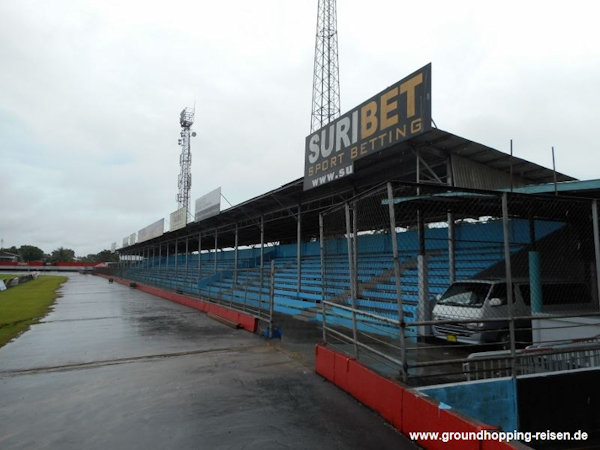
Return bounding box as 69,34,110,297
177,107,195,211
310,0,341,133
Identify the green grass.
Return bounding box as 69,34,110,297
0,275,67,347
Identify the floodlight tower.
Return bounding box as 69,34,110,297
177,107,195,211
310,0,341,133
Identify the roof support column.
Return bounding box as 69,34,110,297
214,229,218,273
185,236,189,274
260,216,265,304
387,182,407,381
234,224,239,285
197,232,202,279
296,205,302,294
175,238,178,279
417,209,429,339
592,200,600,310
165,242,169,273
319,213,327,344
352,202,358,299
345,202,359,358
502,193,517,377
448,213,455,284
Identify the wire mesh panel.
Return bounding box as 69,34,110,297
195,221,274,329
105,180,600,385
318,181,600,386
321,201,358,356
320,186,409,378
504,193,600,349
354,187,397,329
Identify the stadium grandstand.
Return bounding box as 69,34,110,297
108,122,598,360
98,64,600,444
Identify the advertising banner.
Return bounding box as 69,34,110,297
170,207,188,232
138,219,164,243
194,187,221,222
304,64,432,190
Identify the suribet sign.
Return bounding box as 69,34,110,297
304,64,431,190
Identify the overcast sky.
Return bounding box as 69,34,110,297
1,0,599,256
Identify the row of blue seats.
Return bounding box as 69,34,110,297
122,243,517,340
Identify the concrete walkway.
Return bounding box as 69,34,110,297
0,274,416,449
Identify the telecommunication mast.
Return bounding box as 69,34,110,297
310,0,341,133
177,107,196,212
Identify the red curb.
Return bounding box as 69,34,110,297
94,274,257,332
315,344,523,450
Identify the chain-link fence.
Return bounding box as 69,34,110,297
320,181,600,385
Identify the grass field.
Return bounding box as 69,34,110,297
0,275,67,348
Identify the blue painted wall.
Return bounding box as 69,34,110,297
146,219,563,268
419,377,518,432
274,219,562,258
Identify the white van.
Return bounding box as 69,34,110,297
431,279,593,346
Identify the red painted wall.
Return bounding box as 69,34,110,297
0,261,95,267
94,274,257,332
315,344,522,450
55,262,97,267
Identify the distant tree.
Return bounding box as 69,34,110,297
18,245,45,261
81,254,98,262
95,249,119,262
50,247,75,263
2,246,19,254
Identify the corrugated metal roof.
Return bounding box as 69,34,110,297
122,129,578,251
500,179,600,196
409,129,576,185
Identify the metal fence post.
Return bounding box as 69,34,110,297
185,237,189,274
502,192,517,377
165,243,169,273
214,229,218,273
319,213,327,344
260,215,265,307
269,259,275,337
198,232,202,279
593,200,600,309
345,202,359,357
234,224,239,285
175,239,178,279
417,209,430,339
387,182,407,381
448,211,455,284
352,202,359,301
297,205,302,294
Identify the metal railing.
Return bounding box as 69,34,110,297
102,259,278,337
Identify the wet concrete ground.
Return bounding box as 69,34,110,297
0,274,416,449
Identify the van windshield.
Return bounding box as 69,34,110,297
437,282,492,308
